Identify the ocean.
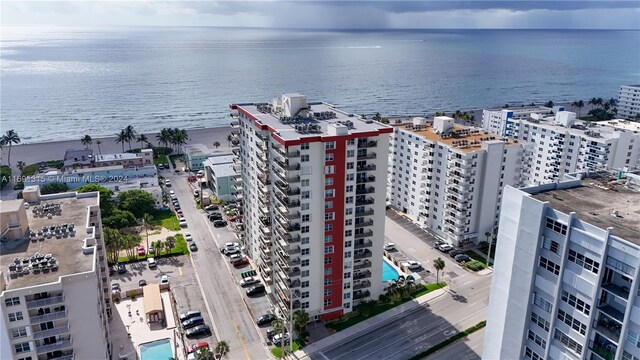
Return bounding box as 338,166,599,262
1,26,639,143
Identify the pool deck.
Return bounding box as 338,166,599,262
111,291,185,360
383,257,406,282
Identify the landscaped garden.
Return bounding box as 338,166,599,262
464,250,491,271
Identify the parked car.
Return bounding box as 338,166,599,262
232,257,249,267
383,242,396,251
165,179,172,187
220,242,240,254
438,244,454,252
213,220,227,228
179,218,188,227
179,310,201,322
229,215,243,222
175,168,181,173
108,266,115,275
174,204,182,211
224,247,240,256
111,283,121,293
187,342,210,354
194,189,200,197
266,327,288,340
189,243,198,252
161,275,169,284
177,210,184,217
455,254,471,263
208,213,222,222
449,249,464,258
137,246,146,256
433,240,445,247
139,279,148,287
184,232,193,242
228,253,243,262
240,276,260,287
148,245,155,254
147,257,157,269
186,325,211,338
273,333,291,346
256,313,277,326
402,260,422,270
205,204,219,211
182,315,204,329
117,264,127,274
247,284,266,296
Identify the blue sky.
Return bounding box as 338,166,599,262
2,1,640,29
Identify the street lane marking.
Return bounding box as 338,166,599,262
232,319,251,360
318,352,330,360
178,266,183,276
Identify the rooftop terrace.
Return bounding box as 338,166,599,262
530,176,640,245
1,195,98,290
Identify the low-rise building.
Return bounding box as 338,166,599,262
484,172,640,360
618,84,640,120
388,116,529,245
0,186,112,360
62,149,94,170
182,144,218,171
62,149,153,171
203,155,238,202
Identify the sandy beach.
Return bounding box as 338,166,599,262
0,125,235,173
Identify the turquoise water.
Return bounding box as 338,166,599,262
382,260,399,282
140,339,172,360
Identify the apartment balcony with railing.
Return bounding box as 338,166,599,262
30,309,68,324
589,336,616,360
353,280,372,290
36,339,73,355
354,230,373,239
32,323,70,340
356,164,377,172
353,270,372,280
258,174,271,186
601,268,632,301
356,186,375,195
354,219,374,229
355,208,374,217
355,197,375,206
353,290,371,300
357,140,377,149
259,225,272,239
357,151,377,160
273,157,301,172
593,312,622,344
356,175,376,184
597,294,626,323
354,240,373,249
354,260,373,270
26,294,65,309
260,250,272,265
354,250,373,260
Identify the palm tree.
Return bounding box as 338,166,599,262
123,125,136,151
544,100,554,108
271,317,286,355
213,141,221,149
115,130,127,152
293,309,309,332
226,134,233,147
80,135,93,149
156,128,170,148
140,213,154,259
16,161,26,173
165,236,176,254
96,140,103,154
433,257,445,285
1,130,21,167
195,347,215,360
214,341,230,359
574,100,584,118
137,134,149,149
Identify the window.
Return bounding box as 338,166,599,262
557,309,586,335
324,189,335,198
324,268,332,275
524,346,542,360
301,270,310,277
301,248,310,256
345,230,352,237
324,257,332,264
325,212,335,221
11,327,27,338
14,342,30,354
324,299,332,307
345,219,352,226
325,224,333,231
626,329,640,348
325,153,334,161
344,272,351,279
324,246,334,254
325,235,333,243
301,237,310,244
347,150,355,158
347,139,355,145
539,256,560,275
528,329,547,349
301,154,310,162
302,214,310,222
345,240,352,247
325,165,335,174
301,143,310,150
346,174,354,181
301,226,310,234
533,293,552,313
554,329,582,355
324,289,332,296
301,203,310,210
567,249,599,274
301,259,310,266
301,291,310,299
530,312,550,332
324,278,332,285
345,208,353,215
560,290,591,316
302,191,310,199
325,141,335,149
345,251,352,258
347,162,354,170
301,179,310,187
545,217,567,235
325,177,334,186
301,281,310,288
302,302,310,309
622,350,640,360
8,312,23,322
325,201,333,209
5,297,20,306
542,237,560,254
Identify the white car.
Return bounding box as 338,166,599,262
228,253,243,263
438,244,454,252
273,333,290,345
165,179,172,186
161,275,169,284
184,232,193,242
402,260,422,270
383,242,396,251
179,218,188,227
220,242,240,254
240,277,260,287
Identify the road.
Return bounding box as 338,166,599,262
166,169,269,359
306,275,490,360
429,328,484,360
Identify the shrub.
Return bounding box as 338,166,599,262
13,182,24,190
40,182,69,194
466,260,486,272
116,190,155,218
103,209,137,229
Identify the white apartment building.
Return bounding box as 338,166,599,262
484,173,640,360
618,85,640,120
0,186,112,360
503,111,640,185
231,93,391,321
482,106,557,137
388,116,528,246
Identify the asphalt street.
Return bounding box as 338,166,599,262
429,328,484,360
166,169,269,359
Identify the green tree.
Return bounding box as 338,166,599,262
140,213,154,258
433,257,445,285
214,341,230,359
103,209,137,229
104,227,123,263
1,165,12,190
213,141,221,149
137,134,149,148
81,135,93,149
293,309,309,332
195,347,215,360
116,190,156,218
1,130,21,167
226,134,233,147
124,125,136,151
544,100,554,108
573,100,584,118
76,184,115,214
115,130,128,152
40,182,69,195
16,161,26,172
123,233,141,260
165,236,176,253
271,317,286,355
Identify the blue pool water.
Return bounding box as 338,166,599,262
140,338,172,360
382,260,400,282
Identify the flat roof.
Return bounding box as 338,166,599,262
393,122,518,153
0,199,24,213
512,115,634,141
143,284,163,314
531,178,640,244
235,101,391,141
204,155,235,166
484,106,553,113
210,163,237,178
1,195,99,290
597,119,640,132
183,143,213,156
95,152,140,162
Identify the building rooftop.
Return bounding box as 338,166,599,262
597,119,640,132
530,176,640,245
183,143,214,156
95,152,141,162
484,106,553,113
393,121,518,153
204,154,235,167
232,95,391,142
511,114,636,141
1,195,99,290
63,149,94,167
0,199,24,213
210,163,237,178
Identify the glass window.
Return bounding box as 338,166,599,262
301,143,309,150
301,154,310,162
325,177,334,186
5,297,20,306
326,153,334,161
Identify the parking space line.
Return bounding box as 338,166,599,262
178,266,183,276
232,319,251,360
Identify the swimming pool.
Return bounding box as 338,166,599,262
382,259,400,281
140,338,172,360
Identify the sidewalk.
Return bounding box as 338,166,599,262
290,286,448,359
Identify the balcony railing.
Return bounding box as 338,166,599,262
354,260,372,270
354,220,374,229
356,176,376,184
353,280,371,290
357,140,377,149
593,319,621,342
353,270,372,280
354,230,373,239
356,164,377,172
354,240,373,249
353,290,371,300
30,310,68,323
601,282,630,300
33,325,70,340
589,341,615,360
355,208,374,217
357,152,377,160
356,187,375,195
354,251,372,259
27,295,65,309
36,340,73,355
355,198,374,206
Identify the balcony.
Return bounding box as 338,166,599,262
597,303,625,323
355,197,374,206
601,282,630,300
353,290,371,300
354,230,373,239
273,158,300,172
353,280,371,290
30,310,68,323
257,175,271,186
356,187,375,195
354,260,372,270
259,226,272,238
353,270,372,280
27,295,65,309
33,324,70,340
356,175,376,184
36,340,73,355
357,152,377,160
357,140,377,149
356,164,377,172
354,240,373,249
355,208,374,217
589,340,616,360
354,250,372,260
593,314,622,343
354,220,374,229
